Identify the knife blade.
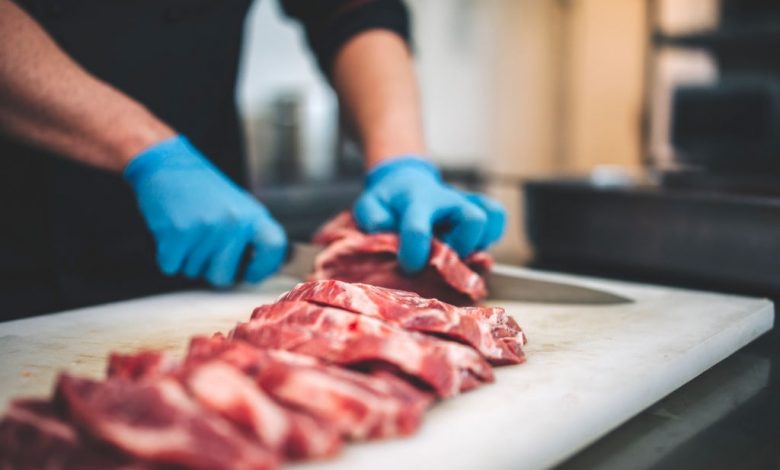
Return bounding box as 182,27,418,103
484,270,632,304
280,243,631,304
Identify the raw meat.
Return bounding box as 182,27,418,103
311,211,492,305
184,361,341,460
108,350,342,460
0,274,527,469
0,399,155,470
107,350,177,381
55,374,277,470
233,301,494,398
186,335,433,440
277,280,526,365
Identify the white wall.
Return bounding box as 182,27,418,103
236,0,499,182
408,0,498,168
236,0,337,186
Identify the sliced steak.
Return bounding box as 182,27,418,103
108,350,341,461
277,280,526,365
55,374,277,470
184,360,341,460
187,336,433,440
233,301,494,398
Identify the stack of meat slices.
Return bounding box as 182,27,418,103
0,280,527,470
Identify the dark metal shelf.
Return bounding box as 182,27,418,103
654,24,780,50
524,179,780,298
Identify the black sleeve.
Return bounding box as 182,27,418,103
279,0,412,78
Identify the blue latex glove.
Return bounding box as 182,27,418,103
353,156,506,273
124,136,287,287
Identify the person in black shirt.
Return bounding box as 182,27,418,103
0,0,506,319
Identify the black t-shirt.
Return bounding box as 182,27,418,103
1,0,410,319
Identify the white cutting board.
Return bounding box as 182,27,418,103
0,267,773,470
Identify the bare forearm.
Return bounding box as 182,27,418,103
0,1,174,172
332,30,426,169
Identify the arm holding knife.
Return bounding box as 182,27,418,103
0,1,285,287
0,0,504,288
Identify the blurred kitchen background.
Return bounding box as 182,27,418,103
238,0,780,299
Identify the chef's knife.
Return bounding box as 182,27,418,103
281,242,631,304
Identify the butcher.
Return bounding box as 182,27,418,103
0,0,506,319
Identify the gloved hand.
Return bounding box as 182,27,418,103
123,135,287,287
353,156,506,273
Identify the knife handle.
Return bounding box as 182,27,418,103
235,244,298,285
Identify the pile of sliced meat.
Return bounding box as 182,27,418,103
0,280,526,469
311,212,493,306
